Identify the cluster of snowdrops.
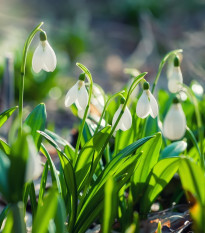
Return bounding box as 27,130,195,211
0,22,205,233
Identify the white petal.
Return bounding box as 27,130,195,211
168,67,183,93
120,106,132,131
136,91,151,118
32,43,44,73
75,83,88,111
42,41,57,72
112,105,122,130
25,137,42,182
65,81,78,107
163,104,186,140
148,90,159,118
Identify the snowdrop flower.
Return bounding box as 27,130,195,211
91,84,105,114
136,81,158,119
163,97,186,140
65,73,88,116
112,98,132,131
167,55,183,93
32,31,57,73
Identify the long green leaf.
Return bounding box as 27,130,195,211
0,106,18,128
102,178,117,233
132,133,162,201
0,139,10,155
57,151,77,233
40,144,62,194
140,157,180,214
179,157,205,204
0,150,10,198
38,161,49,205
74,126,111,192
32,190,58,233
24,103,47,151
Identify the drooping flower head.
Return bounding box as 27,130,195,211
91,84,105,115
163,97,186,140
136,81,158,119
112,97,132,132
65,73,88,118
167,55,183,93
32,30,57,73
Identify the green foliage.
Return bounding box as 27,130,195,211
1,47,205,233
0,106,18,128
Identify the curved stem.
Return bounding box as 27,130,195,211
94,90,125,135
18,22,44,135
98,72,147,157
186,127,203,167
74,63,93,163
182,84,204,168
151,49,183,94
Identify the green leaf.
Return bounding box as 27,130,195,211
57,151,77,233
28,181,37,219
74,137,153,233
102,178,117,233
132,133,162,201
160,141,187,160
40,144,62,194
0,205,10,229
0,139,10,155
140,157,180,214
179,157,205,204
3,202,26,233
54,195,66,233
74,126,111,192
144,116,159,137
38,161,49,205
0,150,10,198
32,189,58,233
0,106,18,128
24,103,47,151
8,132,29,202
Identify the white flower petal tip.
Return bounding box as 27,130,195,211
32,41,57,73
65,80,88,113
91,84,105,114
112,105,132,132
163,103,186,141
167,67,183,93
25,138,42,182
136,90,159,119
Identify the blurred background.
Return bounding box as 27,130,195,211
0,0,205,134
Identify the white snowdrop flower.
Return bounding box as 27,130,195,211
32,31,57,73
65,73,88,115
25,136,42,182
112,98,132,131
191,81,204,98
167,55,183,93
91,84,105,114
163,97,186,141
136,81,158,119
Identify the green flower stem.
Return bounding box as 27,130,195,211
151,49,183,94
186,127,202,165
93,90,125,135
18,22,44,135
74,63,93,163
183,84,204,169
